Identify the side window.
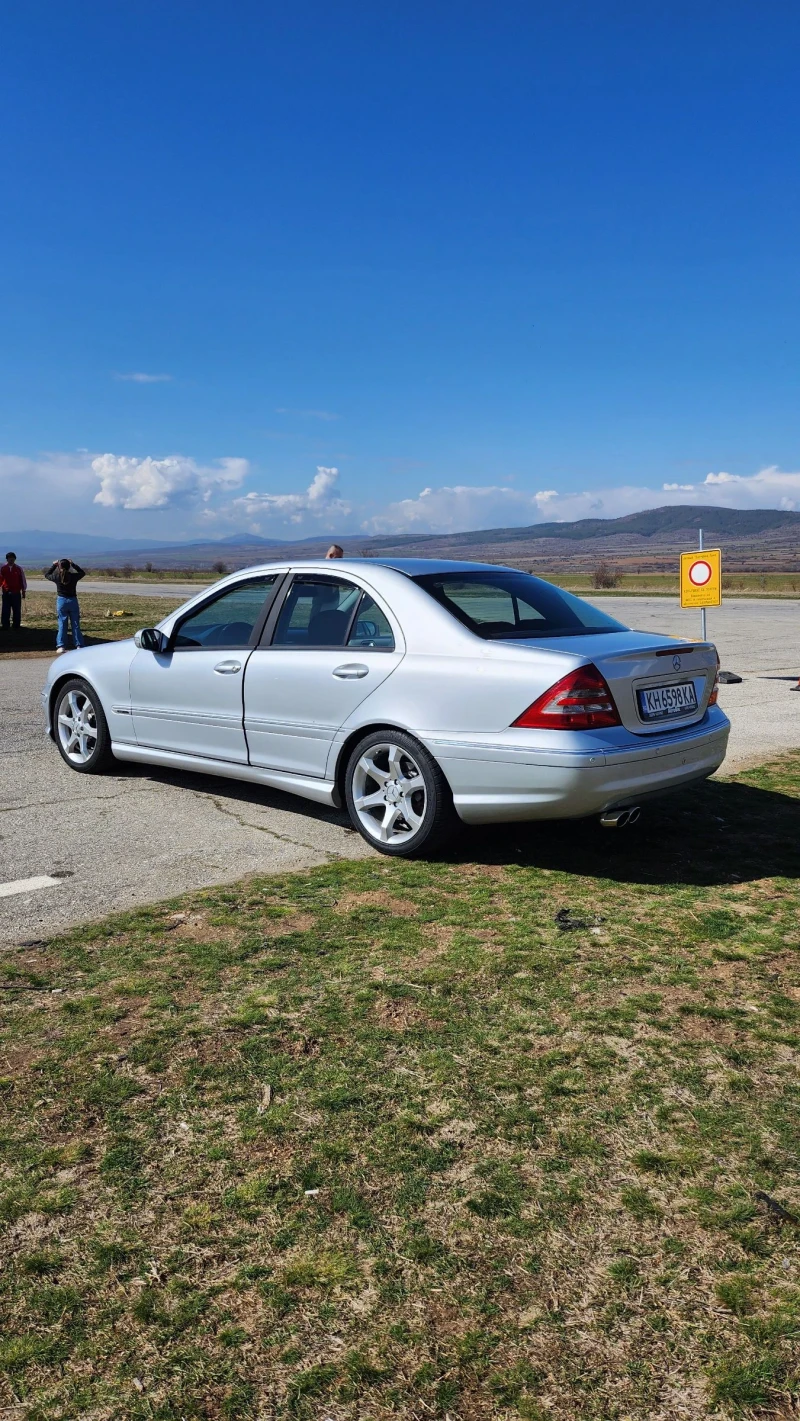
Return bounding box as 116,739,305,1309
347,593,395,649
174,577,277,649
272,578,361,648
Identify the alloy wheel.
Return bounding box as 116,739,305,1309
351,742,427,846
57,690,99,766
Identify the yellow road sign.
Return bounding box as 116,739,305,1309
680,548,721,607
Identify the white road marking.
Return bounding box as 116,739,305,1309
0,875,63,899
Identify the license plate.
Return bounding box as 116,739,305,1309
638,681,698,721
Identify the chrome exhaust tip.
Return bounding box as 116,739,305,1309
599,806,641,829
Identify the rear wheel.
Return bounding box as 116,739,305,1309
344,730,457,858
53,678,114,773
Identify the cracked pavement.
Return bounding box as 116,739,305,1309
2,597,799,942
0,659,372,943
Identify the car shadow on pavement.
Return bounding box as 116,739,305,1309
460,777,800,888
130,762,800,889
127,764,357,831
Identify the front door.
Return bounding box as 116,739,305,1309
130,575,279,761
244,574,403,777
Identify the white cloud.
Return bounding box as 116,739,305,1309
700,465,800,510
92,454,248,510
114,372,174,384
4,451,800,543
227,465,352,531
699,466,800,511
364,484,560,535
361,466,800,534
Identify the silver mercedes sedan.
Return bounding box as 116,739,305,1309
42,558,729,857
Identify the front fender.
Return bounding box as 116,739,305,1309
43,642,136,744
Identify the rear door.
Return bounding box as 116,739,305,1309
130,575,281,761
243,573,403,776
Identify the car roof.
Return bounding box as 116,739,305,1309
335,557,515,576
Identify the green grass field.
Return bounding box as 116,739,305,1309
2,754,800,1418
547,572,800,597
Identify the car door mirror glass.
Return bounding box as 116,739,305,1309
135,627,166,652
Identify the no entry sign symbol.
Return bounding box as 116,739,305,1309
688,558,712,586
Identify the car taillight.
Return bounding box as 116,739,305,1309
708,651,720,706
512,663,621,730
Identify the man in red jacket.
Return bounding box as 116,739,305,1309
0,552,27,630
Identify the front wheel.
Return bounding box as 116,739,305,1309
53,678,114,773
344,730,458,858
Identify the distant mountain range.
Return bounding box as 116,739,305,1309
4,504,800,571
0,530,178,556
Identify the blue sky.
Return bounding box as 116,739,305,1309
1,1,799,541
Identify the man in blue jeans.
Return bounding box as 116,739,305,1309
44,557,86,653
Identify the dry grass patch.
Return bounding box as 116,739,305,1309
333,889,420,917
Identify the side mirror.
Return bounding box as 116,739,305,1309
135,627,167,653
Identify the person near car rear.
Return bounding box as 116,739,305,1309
44,558,86,652
0,552,27,630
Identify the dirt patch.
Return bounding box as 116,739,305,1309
405,923,457,962
373,995,432,1031
161,911,239,944
334,891,419,918
260,912,316,937
455,863,510,883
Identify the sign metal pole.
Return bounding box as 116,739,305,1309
698,527,707,642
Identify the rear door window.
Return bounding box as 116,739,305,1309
272,577,362,648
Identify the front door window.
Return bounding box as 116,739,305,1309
174,577,278,649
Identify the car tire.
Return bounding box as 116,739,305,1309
53,678,114,774
344,729,458,858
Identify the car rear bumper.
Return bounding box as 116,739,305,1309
425,711,730,825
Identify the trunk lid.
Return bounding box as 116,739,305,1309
584,632,717,735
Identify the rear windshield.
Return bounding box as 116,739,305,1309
413,570,626,640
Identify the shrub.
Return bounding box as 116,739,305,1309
591,560,620,589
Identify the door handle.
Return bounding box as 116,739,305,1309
332,663,369,679
214,660,242,674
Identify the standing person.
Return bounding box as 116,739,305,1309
0,552,27,631
325,544,344,559
44,557,86,653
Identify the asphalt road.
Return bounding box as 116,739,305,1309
1,596,798,944
0,659,372,944
26,578,206,599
